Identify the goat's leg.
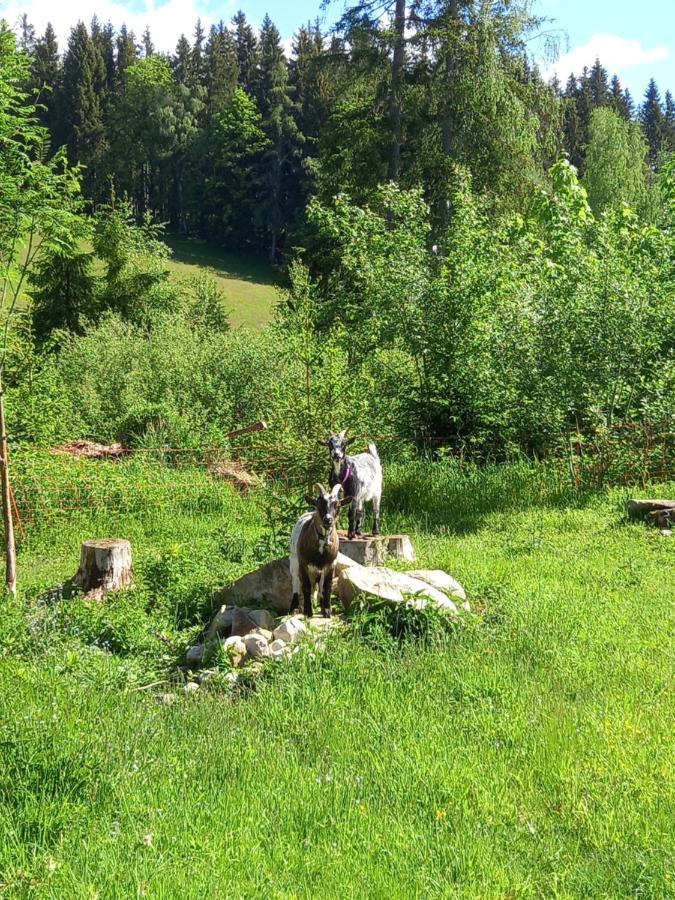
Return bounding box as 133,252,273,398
372,495,381,535
301,569,314,618
289,554,301,613
321,567,333,618
347,500,356,540
356,503,365,536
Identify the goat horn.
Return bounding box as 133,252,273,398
331,483,342,498
314,482,327,496
338,429,347,440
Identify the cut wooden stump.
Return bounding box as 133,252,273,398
73,539,133,597
626,499,675,524
338,533,415,567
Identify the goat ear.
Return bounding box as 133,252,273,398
344,436,357,448
305,494,316,507
316,439,328,447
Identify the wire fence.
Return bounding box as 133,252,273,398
8,419,674,542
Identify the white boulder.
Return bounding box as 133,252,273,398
222,635,247,668
337,563,458,614
273,616,308,644
244,632,270,659
406,570,468,609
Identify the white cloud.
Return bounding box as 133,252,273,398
0,0,236,51
546,33,670,83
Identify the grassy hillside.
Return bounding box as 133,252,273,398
0,457,673,897
163,235,279,329
14,236,280,329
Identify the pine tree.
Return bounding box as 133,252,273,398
663,90,675,151
142,26,154,58
115,25,138,93
60,22,106,196
640,79,666,165
98,22,116,98
290,22,330,151
256,16,304,260
19,14,36,53
30,23,60,135
173,35,193,86
588,58,609,107
90,17,112,120
562,73,584,170
610,75,631,120
204,22,239,119
192,19,206,84
232,11,259,94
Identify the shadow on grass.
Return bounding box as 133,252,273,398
163,234,280,287
383,459,604,535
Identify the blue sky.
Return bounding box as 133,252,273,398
1,0,672,100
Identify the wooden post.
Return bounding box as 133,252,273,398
0,387,16,596
74,539,133,596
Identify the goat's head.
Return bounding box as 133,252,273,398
305,482,343,530
317,429,356,465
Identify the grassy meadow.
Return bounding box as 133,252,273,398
15,236,279,329
0,456,673,897
163,235,279,328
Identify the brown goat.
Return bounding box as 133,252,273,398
289,483,343,617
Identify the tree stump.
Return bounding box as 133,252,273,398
625,499,675,522
338,533,415,567
73,539,133,597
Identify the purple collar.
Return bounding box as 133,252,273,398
340,463,351,485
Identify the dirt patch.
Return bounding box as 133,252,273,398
51,440,126,461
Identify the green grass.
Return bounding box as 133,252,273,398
12,235,280,328
0,457,673,897
162,235,279,329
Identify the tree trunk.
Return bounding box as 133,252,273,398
0,383,17,596
440,0,459,230
388,0,406,182
74,539,133,596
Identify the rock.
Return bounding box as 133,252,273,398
273,616,308,644
269,639,289,660
230,607,262,637
244,632,270,659
155,693,176,706
222,635,247,668
211,555,355,622
338,534,415,567
254,627,273,642
213,557,292,612
626,498,675,521
203,604,237,643
337,563,458,614
186,643,205,667
307,614,342,631
183,681,200,694
248,609,277,632
406,570,467,601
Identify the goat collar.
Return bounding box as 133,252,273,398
314,521,328,541
339,463,351,485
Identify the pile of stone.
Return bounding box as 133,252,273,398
184,550,469,680
185,605,335,672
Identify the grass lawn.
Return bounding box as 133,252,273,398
12,235,280,329
0,458,673,897
162,235,279,329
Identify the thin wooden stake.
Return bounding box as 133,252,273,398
0,388,17,596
